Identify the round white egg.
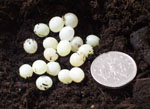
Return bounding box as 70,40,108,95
70,53,85,67
49,16,64,33
19,64,33,79
23,39,38,54
36,76,53,91
64,13,78,28
86,35,100,47
70,67,85,83
34,23,50,37
47,62,61,76
43,37,58,49
32,60,47,75
78,44,93,57
71,36,83,52
59,26,74,41
57,40,71,56
43,48,58,61
58,69,72,84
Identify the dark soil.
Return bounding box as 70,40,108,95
0,0,150,109
133,78,150,109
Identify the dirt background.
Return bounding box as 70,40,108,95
0,0,150,109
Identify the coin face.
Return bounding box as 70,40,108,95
91,51,137,88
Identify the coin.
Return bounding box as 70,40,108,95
91,51,137,88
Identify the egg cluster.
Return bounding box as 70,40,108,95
19,13,100,91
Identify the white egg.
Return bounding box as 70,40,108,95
70,53,85,67
43,37,58,49
57,40,71,56
64,13,78,28
43,48,58,61
34,23,50,37
32,60,47,75
19,64,33,79
58,69,72,84
49,16,64,33
23,39,38,54
78,44,93,57
71,36,83,52
36,76,53,91
70,67,85,83
86,35,100,47
47,62,61,76
59,26,74,41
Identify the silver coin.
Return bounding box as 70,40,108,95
91,51,137,88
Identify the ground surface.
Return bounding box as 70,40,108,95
0,0,150,109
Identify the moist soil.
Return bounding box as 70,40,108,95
0,0,150,109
